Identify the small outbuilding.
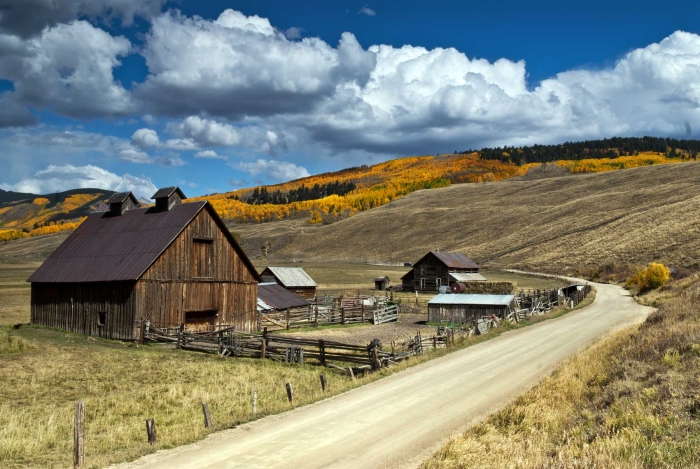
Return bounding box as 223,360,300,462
257,283,310,312
260,266,317,300
428,294,515,324
374,276,390,291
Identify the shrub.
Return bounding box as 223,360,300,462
626,262,671,293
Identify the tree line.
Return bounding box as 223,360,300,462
458,137,700,165
232,180,357,205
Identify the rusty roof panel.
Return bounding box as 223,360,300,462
262,267,317,287
28,201,207,283
151,186,186,200
258,283,310,310
430,251,480,269
107,192,138,205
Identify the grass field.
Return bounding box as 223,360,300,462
422,280,700,469
0,257,569,469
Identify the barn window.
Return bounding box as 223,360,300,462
185,310,218,325
436,278,441,290
192,239,213,278
420,278,426,290
97,312,106,326
420,265,426,275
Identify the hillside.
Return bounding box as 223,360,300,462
200,136,699,225
0,188,113,241
262,161,700,272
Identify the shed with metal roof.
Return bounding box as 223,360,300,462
427,293,515,324
259,266,317,299
29,187,260,339
257,283,310,311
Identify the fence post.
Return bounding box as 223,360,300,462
146,419,157,445
74,401,84,468
347,367,355,381
176,323,183,349
319,339,326,366
285,382,294,403
320,374,327,391
202,402,213,429
252,385,257,415
260,327,267,359
361,302,365,323
139,317,146,345
286,309,290,330
314,305,319,328
341,308,345,325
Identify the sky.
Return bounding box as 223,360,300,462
0,0,699,198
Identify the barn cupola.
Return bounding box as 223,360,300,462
151,186,187,212
107,192,139,216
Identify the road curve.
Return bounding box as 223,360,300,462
113,282,651,469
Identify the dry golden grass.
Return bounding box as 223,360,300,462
269,162,700,272
0,259,578,469
422,283,700,469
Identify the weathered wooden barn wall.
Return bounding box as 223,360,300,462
31,282,136,340
428,303,512,324
286,287,316,300
137,209,258,332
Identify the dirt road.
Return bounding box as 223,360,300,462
114,282,651,469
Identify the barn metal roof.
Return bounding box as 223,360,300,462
449,272,487,282
258,283,310,311
262,267,317,287
107,192,139,205
431,251,480,269
151,186,187,200
28,201,261,284
428,294,514,306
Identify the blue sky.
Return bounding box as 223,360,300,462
0,0,698,198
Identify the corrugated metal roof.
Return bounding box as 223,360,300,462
28,202,206,283
431,251,480,269
374,276,389,282
151,186,186,200
107,192,138,204
262,267,317,287
28,201,261,284
449,272,487,282
428,294,514,306
258,283,310,310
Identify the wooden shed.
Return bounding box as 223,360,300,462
428,294,515,324
260,267,317,300
374,276,390,291
28,187,261,340
401,251,480,292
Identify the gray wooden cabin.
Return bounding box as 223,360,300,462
428,294,515,324
28,186,261,340
401,251,480,292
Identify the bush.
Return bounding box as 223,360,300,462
626,262,671,293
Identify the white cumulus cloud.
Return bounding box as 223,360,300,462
195,150,227,160
0,164,157,199
231,159,310,182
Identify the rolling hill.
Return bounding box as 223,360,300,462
0,188,113,241
257,161,700,272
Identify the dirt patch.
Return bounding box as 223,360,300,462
273,313,436,346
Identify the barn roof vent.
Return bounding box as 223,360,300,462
107,192,139,216
151,186,187,212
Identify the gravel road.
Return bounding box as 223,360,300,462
112,281,651,469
